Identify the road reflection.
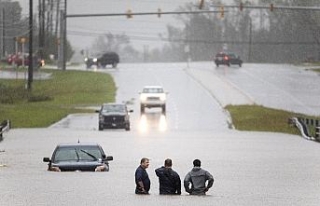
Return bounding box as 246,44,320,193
138,112,167,133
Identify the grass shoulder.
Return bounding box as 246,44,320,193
0,69,116,128
225,105,319,135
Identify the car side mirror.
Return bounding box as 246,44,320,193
129,109,134,113
95,110,100,113
43,157,51,162
106,156,113,161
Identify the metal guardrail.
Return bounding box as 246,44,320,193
0,120,10,141
288,117,319,142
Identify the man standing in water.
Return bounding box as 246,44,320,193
184,159,214,195
135,157,151,194
155,158,181,195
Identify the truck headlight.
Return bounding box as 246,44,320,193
140,95,147,101
160,94,166,101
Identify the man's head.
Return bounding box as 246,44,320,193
164,158,172,168
193,159,201,167
140,157,150,169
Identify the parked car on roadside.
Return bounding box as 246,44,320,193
43,142,113,172
214,52,243,67
7,53,44,67
96,103,133,131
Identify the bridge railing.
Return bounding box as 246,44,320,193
288,117,320,142
0,120,10,141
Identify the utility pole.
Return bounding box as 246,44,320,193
39,0,45,63
62,0,67,70
27,0,33,91
1,7,4,59
58,0,67,70
248,17,252,62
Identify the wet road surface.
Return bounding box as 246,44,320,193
1,62,320,205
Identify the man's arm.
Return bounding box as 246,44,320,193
175,173,181,195
205,171,214,189
183,173,192,194
138,181,146,192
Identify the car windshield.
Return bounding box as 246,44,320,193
143,87,164,93
216,53,225,57
53,147,102,162
102,104,125,113
228,53,236,58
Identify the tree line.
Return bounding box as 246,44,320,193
127,0,317,63
0,1,73,64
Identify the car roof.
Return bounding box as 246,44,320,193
56,142,101,148
102,103,126,106
143,86,163,89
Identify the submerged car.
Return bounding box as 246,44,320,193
97,103,133,131
43,142,113,172
214,52,243,67
139,86,168,114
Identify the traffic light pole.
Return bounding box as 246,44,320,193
66,10,221,18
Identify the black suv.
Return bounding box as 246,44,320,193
96,103,133,131
214,52,242,67
85,52,119,69
97,52,119,68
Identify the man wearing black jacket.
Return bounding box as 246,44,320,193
155,158,181,195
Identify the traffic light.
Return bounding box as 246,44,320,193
199,0,205,9
220,6,224,18
270,3,274,12
126,9,132,18
240,2,243,11
158,8,161,18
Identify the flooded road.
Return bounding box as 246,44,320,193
1,62,320,205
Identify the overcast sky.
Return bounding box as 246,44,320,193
16,0,237,52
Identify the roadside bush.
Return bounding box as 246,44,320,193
0,83,52,103
28,95,53,102
0,83,26,104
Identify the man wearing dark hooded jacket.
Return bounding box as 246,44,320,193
155,158,181,195
184,159,214,195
